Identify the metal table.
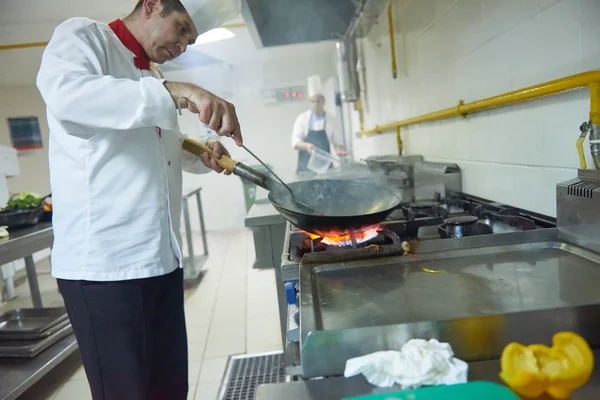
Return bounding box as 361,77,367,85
244,200,287,346
0,223,53,308
0,334,78,400
182,188,209,285
256,350,600,400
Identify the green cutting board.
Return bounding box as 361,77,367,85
343,382,519,400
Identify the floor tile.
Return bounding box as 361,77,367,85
188,337,207,361
195,381,221,400
186,287,219,311
188,385,197,400
189,360,203,385
204,327,246,358
69,366,87,381
247,313,283,353
53,379,92,400
198,356,229,383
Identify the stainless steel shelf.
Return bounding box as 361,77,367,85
0,334,78,400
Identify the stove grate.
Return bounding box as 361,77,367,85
218,351,287,400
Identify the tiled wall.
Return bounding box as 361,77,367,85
352,0,600,217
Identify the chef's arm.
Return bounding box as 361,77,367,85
291,115,315,152
36,19,180,136
36,19,242,145
327,119,347,156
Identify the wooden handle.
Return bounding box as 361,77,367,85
182,138,238,172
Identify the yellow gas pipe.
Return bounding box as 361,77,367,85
0,23,247,51
355,99,365,133
396,126,403,155
387,0,397,79
360,70,600,168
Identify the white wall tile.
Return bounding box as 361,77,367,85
482,0,541,42
580,0,600,69
355,0,592,217
536,0,582,82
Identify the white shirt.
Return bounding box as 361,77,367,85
36,17,211,281
291,110,339,148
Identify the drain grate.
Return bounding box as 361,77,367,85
218,351,287,400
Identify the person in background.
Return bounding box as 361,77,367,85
35,0,241,399
292,76,347,179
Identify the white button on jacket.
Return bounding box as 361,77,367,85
37,17,213,281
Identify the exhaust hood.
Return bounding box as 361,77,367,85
241,0,388,48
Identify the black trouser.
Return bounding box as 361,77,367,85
57,268,188,400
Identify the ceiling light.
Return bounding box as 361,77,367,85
193,28,235,46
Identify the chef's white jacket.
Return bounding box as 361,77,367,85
37,17,212,281
291,110,339,149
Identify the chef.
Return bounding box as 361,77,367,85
36,0,241,399
291,75,347,179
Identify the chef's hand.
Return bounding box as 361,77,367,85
199,141,232,175
304,143,316,153
335,145,348,157
165,82,243,146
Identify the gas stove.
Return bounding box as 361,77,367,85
281,192,556,280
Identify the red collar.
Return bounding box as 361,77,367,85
108,19,151,70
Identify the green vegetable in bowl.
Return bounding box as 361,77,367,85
2,192,43,212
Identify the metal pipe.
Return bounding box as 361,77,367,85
387,0,398,79
590,123,600,169
396,126,403,155
361,70,600,136
355,100,365,132
590,82,600,125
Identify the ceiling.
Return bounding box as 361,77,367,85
0,0,249,88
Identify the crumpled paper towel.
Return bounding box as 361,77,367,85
344,339,468,389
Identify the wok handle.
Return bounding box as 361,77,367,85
182,138,272,190
182,138,238,172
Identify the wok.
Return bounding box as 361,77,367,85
182,139,403,234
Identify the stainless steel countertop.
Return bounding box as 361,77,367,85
296,228,600,378
0,334,78,400
257,350,600,400
0,222,53,266
245,201,286,227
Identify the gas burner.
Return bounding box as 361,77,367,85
475,207,537,230
446,215,479,225
291,226,402,260
402,201,447,220
438,216,493,239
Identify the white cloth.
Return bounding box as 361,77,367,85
36,17,212,281
344,339,468,389
180,0,241,35
291,110,338,148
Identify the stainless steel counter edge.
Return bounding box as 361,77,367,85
281,227,559,283
281,222,299,281
0,223,53,265
256,349,600,400
0,334,78,400
244,202,286,227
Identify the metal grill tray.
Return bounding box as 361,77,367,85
0,323,73,358
0,308,68,335
219,351,287,400
0,318,70,341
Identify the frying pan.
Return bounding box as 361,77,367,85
182,138,403,234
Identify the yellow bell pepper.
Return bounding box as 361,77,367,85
500,343,547,398
499,331,594,399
